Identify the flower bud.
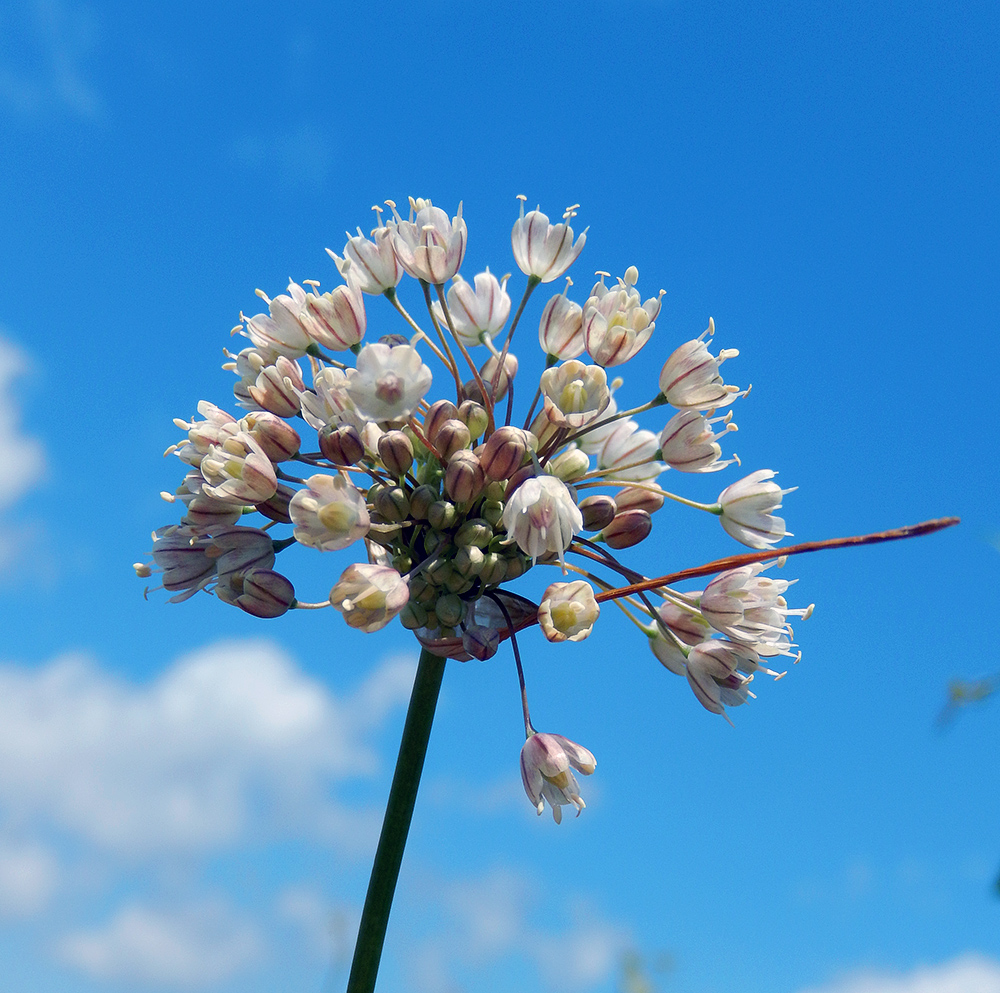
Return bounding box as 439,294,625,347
600,509,652,549
614,486,664,514
235,568,296,618
319,423,365,466
478,552,506,586
399,600,429,630
445,572,474,595
435,418,472,460
481,499,504,528
435,593,466,628
504,464,537,499
467,352,518,404
246,411,301,462
424,399,459,445
577,494,616,532
374,485,410,523
378,430,414,476
427,500,457,531
445,450,485,504
457,400,489,439
409,485,437,520
549,447,590,482
454,545,485,576
454,518,493,548
480,426,528,481
256,481,295,524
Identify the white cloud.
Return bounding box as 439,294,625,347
407,867,631,993
0,640,415,856
0,0,103,119
0,836,58,918
56,899,262,987
798,954,1000,993
0,335,45,510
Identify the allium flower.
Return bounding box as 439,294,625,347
300,270,367,351
234,568,296,618
685,641,756,723
432,269,511,346
538,280,585,359
538,581,600,642
597,420,663,484
289,473,370,551
717,469,794,549
148,526,218,602
659,320,741,410
199,431,277,505
502,474,583,568
329,213,404,294
520,732,597,823
659,409,737,473
329,564,409,632
346,342,433,422
540,360,610,428
583,267,665,367
243,281,315,358
648,598,713,675
511,197,587,283
388,197,467,284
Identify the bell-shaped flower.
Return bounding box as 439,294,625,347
289,473,370,551
168,401,240,467
242,282,314,358
648,598,712,676
538,581,600,642
298,366,364,434
209,526,277,605
148,526,217,602
329,211,403,294
659,319,741,410
574,384,621,455
511,197,587,283
540,360,610,429
717,469,795,549
583,267,665,367
346,342,433,422
234,568,296,618
597,420,663,484
520,732,596,823
659,409,738,473
388,197,467,284
538,279,585,359
329,563,409,633
685,640,758,724
300,268,367,351
501,474,583,569
200,431,277,505
432,269,511,346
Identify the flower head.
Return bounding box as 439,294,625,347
520,732,596,823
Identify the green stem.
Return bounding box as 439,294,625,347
346,647,446,993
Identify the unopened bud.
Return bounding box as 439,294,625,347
445,572,474,594
319,423,364,466
445,450,485,504
454,545,485,576
245,411,301,462
528,407,562,450
455,518,493,548
424,399,459,444
248,356,305,417
601,509,653,549
504,464,537,499
550,447,589,482
615,486,664,514
256,482,295,524
236,569,296,618
409,485,437,520
458,400,489,440
479,552,506,586
481,499,504,528
378,430,414,476
480,426,528,481
399,600,429,630
374,486,410,523
434,419,472,460
435,593,466,627
504,553,529,580
578,494,617,531
427,500,458,531
466,352,519,404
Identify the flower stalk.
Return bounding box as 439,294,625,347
346,647,446,993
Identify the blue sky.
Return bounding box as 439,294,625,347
0,1,998,991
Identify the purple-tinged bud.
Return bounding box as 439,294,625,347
600,509,652,549
467,352,518,405
615,486,664,514
435,418,472,460
235,568,296,618
246,411,301,462
319,423,364,466
458,400,489,438
504,464,538,500
377,333,410,347
445,450,485,503
378,430,414,476
424,400,460,446
578,494,617,532
256,482,295,524
481,426,529,481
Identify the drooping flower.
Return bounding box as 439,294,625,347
289,473,371,551
501,474,583,568
520,732,597,823
329,564,409,632
538,581,600,642
511,197,587,283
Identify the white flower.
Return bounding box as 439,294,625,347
502,474,583,568
432,269,511,346
388,197,467,284
329,563,409,632
685,640,758,724
648,598,712,676
199,431,277,505
658,409,737,473
538,280,585,359
300,270,367,351
538,581,600,642
168,401,239,466
329,212,403,294
511,197,587,283
717,469,794,548
289,473,370,551
540,360,610,428
149,526,217,602
298,366,363,433
346,342,433,422
583,267,664,367
597,420,663,484
658,320,740,409
520,732,596,823
209,526,277,605
242,282,313,358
